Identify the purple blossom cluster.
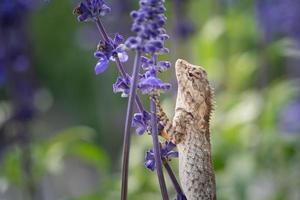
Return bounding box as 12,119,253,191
74,0,184,199
127,0,172,136
74,0,111,22
125,0,169,52
279,97,300,135
145,141,178,171
0,0,33,26
94,33,128,75
125,0,169,54
126,0,171,93
173,0,195,40
256,0,300,44
0,0,36,120
0,1,37,198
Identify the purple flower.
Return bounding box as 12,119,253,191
256,0,300,43
0,49,6,86
144,141,178,171
279,97,300,135
0,0,36,121
173,20,195,39
138,69,171,94
145,149,156,171
0,66,5,86
161,141,178,159
112,74,131,97
94,52,109,74
132,111,151,135
74,0,111,22
126,0,171,94
141,56,171,72
176,194,187,200
0,0,33,27
125,0,169,54
94,33,128,74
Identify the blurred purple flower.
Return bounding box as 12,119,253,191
112,74,131,97
132,111,151,135
145,149,156,171
94,33,128,74
0,0,33,27
74,0,111,22
279,97,300,135
145,141,178,171
172,0,195,40
173,20,195,39
0,66,6,86
256,0,300,43
0,0,36,120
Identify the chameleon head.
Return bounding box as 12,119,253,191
175,59,212,119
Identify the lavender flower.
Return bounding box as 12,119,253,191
172,0,195,40
94,33,128,74
138,68,171,95
279,97,300,135
125,0,169,54
124,1,172,199
73,0,111,22
132,111,151,135
122,1,172,198
256,0,300,43
0,1,38,199
112,74,131,97
141,56,171,71
74,0,181,199
125,0,172,96
0,52,6,86
74,1,127,76
173,20,195,40
145,141,178,171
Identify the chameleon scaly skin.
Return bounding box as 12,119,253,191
155,59,216,200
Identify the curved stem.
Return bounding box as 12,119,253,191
95,18,144,113
150,97,169,200
95,17,110,42
120,51,142,200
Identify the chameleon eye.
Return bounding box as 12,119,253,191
188,71,201,79
188,72,194,77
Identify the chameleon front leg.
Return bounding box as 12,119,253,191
153,95,190,144
152,95,173,141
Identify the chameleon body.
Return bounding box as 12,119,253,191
155,59,216,200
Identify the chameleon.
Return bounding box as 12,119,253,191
154,59,216,200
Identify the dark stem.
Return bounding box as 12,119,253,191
150,97,169,200
163,159,185,196
120,51,142,200
95,18,144,113
95,17,110,42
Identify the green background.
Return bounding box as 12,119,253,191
0,0,299,199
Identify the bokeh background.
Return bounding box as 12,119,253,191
1,0,300,199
